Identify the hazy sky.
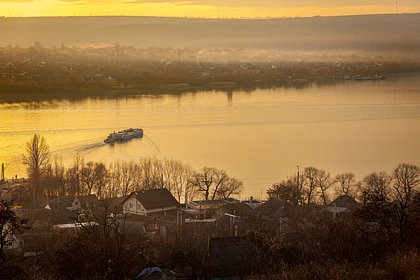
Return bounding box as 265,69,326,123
1,0,419,17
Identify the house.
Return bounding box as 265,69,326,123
73,194,99,210
255,199,298,221
326,195,360,219
50,209,77,225
255,199,302,233
122,188,179,216
103,195,128,214
217,202,255,219
45,196,75,211
187,199,236,219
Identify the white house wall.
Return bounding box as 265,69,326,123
123,196,146,215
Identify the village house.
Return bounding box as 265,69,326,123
217,202,255,219
72,194,99,211
326,194,361,219
255,199,298,221
45,195,99,212
104,195,128,214
187,198,240,219
45,196,75,211
122,188,179,216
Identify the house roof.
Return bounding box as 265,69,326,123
46,196,74,211
255,199,296,219
329,195,360,209
50,209,77,225
217,203,255,218
76,194,98,205
126,188,179,210
101,195,128,213
188,199,228,210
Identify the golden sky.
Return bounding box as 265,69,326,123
0,0,419,18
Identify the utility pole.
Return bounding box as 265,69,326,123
1,163,5,183
396,1,398,15
296,165,300,187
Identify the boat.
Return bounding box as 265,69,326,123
104,128,143,144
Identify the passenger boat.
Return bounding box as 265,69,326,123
104,128,143,144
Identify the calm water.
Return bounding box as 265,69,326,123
1,75,420,199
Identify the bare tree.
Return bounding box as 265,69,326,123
192,167,229,200
357,171,397,248
267,176,302,205
65,155,84,196
81,161,96,195
93,162,108,199
120,161,138,196
216,177,243,199
392,163,420,245
139,157,164,190
360,171,392,201
303,167,318,205
22,134,50,206
107,161,123,198
334,172,356,196
316,169,333,205
52,156,66,197
163,159,193,202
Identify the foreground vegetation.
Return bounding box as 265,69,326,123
0,134,419,279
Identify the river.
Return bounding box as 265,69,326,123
1,74,420,199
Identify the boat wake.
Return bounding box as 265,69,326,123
50,137,106,160
144,135,161,155
75,142,106,153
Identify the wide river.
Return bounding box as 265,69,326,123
1,74,420,199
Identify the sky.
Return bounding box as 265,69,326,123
0,0,419,18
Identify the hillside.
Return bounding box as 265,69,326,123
1,14,420,55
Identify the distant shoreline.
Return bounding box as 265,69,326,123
1,73,419,103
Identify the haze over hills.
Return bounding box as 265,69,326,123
1,13,420,57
